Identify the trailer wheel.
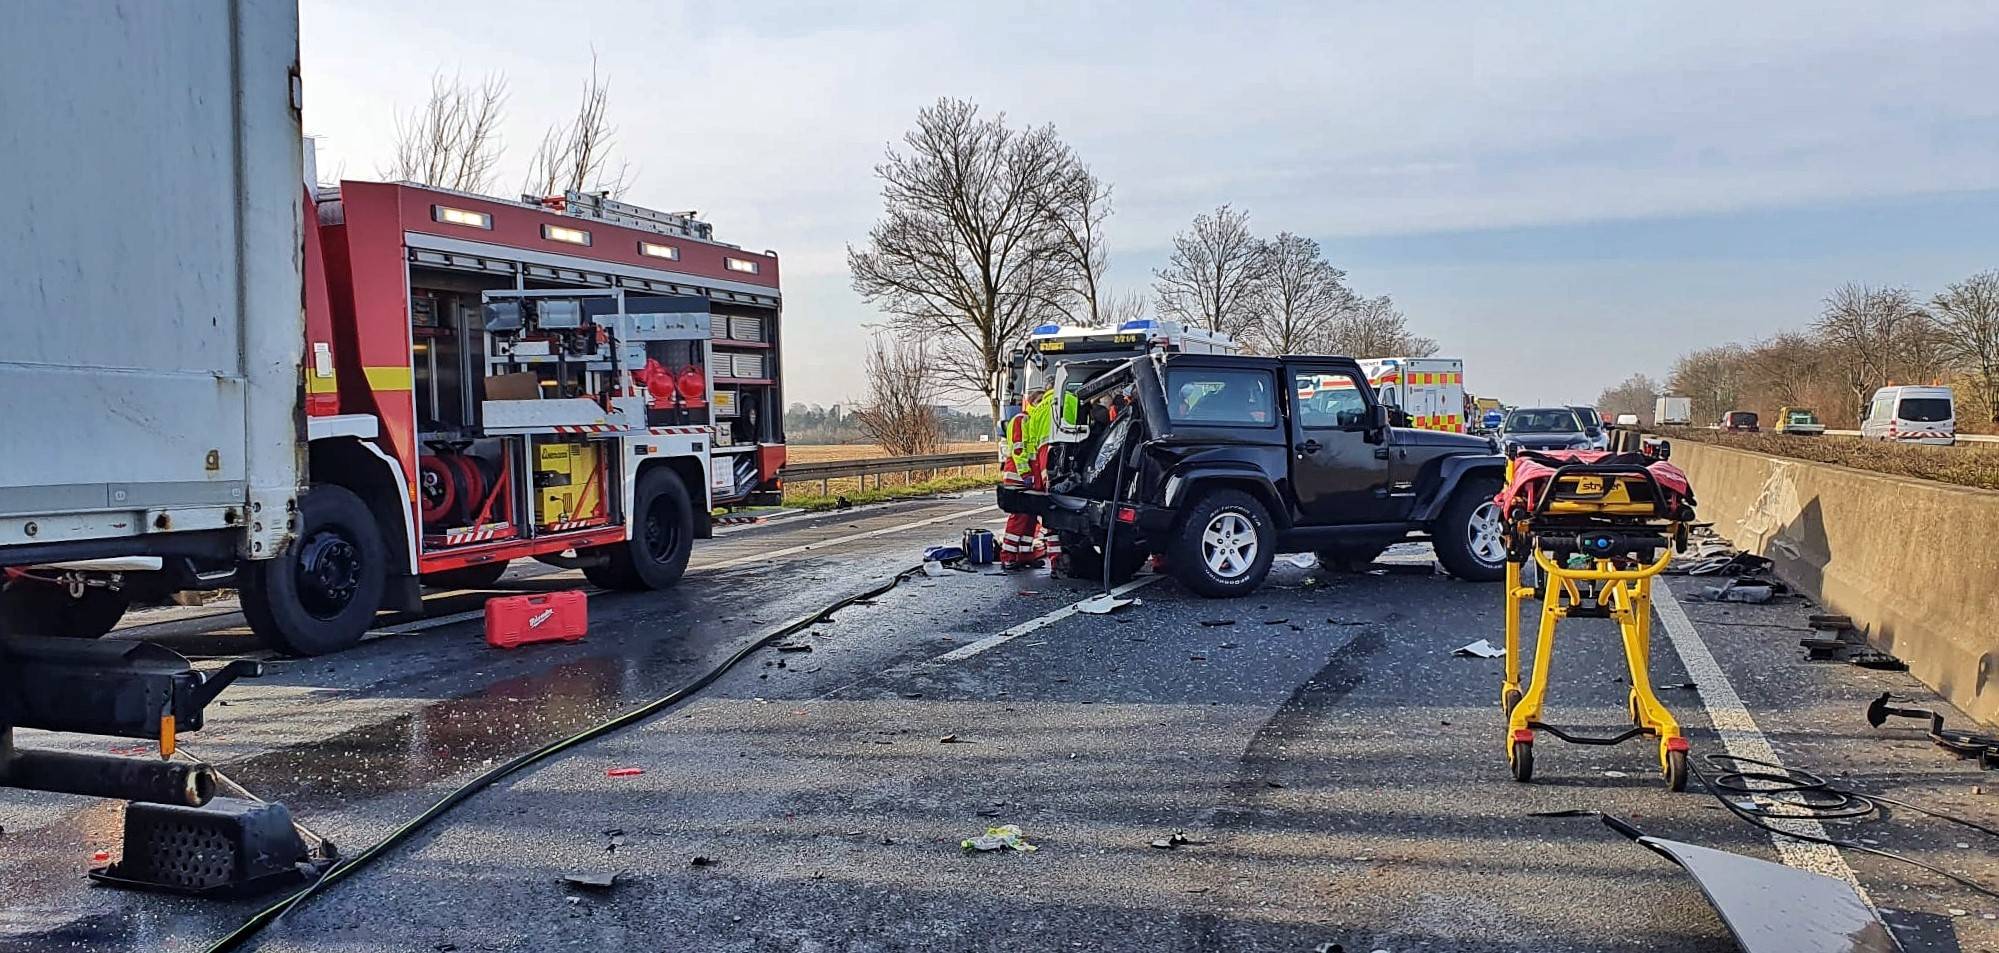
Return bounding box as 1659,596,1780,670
242,484,388,656
583,468,693,591
0,578,128,638
421,560,510,590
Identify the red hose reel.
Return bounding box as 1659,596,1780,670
418,453,496,527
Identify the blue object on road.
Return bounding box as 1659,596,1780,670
923,545,965,563
960,529,997,565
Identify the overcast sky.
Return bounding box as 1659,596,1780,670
301,0,1999,408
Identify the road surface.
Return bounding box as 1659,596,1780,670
3,491,1994,952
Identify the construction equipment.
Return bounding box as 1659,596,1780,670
1496,448,1699,790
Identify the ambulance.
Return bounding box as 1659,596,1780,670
1359,358,1468,433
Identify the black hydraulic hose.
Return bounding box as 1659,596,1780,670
205,563,926,953
1690,754,1999,900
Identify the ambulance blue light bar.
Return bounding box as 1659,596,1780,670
1031,323,1064,336
1118,319,1159,332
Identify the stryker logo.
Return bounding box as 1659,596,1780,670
529,609,555,628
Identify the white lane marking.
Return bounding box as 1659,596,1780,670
1652,581,1863,889
698,504,998,572
934,574,1164,662
374,503,998,636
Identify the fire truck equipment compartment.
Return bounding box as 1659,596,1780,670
535,442,603,526
485,591,589,649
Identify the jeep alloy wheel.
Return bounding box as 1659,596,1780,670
1201,512,1258,579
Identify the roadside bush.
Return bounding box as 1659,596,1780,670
1666,429,1999,490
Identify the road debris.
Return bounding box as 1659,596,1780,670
689,856,716,868
775,642,814,653
562,871,618,890
1701,580,1772,603
1077,592,1137,615
1284,553,1319,569
961,824,1037,852
605,767,645,778
1199,619,1236,627
1527,809,1597,818
1866,693,1999,769
1148,831,1210,850
939,734,971,744
1453,639,1505,659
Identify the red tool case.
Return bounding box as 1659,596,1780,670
484,591,588,649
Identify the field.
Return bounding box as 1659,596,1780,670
1668,428,1999,490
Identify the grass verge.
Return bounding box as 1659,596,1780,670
1667,428,1999,490
784,474,994,511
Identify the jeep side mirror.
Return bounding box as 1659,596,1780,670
1368,404,1391,432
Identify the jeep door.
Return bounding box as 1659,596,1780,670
1284,364,1397,523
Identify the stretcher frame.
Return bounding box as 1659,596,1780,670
1498,459,1693,791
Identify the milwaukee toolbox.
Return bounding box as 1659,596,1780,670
484,591,589,649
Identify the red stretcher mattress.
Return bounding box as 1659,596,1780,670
1495,450,1692,515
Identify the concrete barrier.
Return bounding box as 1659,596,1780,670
1671,440,1999,724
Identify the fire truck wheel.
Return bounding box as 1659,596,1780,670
421,560,510,590
241,484,388,657
0,578,128,638
583,468,693,591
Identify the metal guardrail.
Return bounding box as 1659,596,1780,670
782,450,999,494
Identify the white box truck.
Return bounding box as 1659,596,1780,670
2,0,305,608
1358,358,1468,432
0,0,298,804
1655,396,1693,426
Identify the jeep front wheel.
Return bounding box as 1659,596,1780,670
1167,489,1274,597
1432,477,1507,582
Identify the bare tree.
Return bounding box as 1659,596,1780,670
1153,204,1269,337
1814,283,1923,421
847,98,1088,422
523,54,633,199
1243,232,1351,355
1102,288,1150,328
1742,333,1831,407
1042,165,1112,325
853,333,945,455
1931,271,1999,424
1327,295,1436,357
1668,344,1748,425
1595,373,1661,424
382,72,509,193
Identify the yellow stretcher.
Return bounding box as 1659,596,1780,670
1498,456,1696,790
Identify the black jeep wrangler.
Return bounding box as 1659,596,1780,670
999,352,1508,596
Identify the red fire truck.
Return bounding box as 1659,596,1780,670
4,181,786,656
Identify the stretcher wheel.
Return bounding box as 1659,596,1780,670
1503,687,1523,717
1663,748,1688,792
1508,739,1533,782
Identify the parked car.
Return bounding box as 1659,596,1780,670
1774,407,1824,436
998,353,1507,597
1719,410,1760,432
1568,405,1609,449
1498,407,1595,453
1861,386,1955,445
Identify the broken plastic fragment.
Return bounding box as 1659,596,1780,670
961,824,1037,852
1453,639,1505,659
1076,593,1136,615
562,871,618,890
606,767,645,778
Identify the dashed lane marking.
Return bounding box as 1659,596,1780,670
933,574,1164,662
1652,580,1863,891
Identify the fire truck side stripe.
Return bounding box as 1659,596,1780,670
364,365,415,390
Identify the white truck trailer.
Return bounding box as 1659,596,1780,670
1655,396,1693,426
0,0,296,809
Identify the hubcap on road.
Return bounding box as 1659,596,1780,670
1469,500,1506,564
296,530,361,619
1201,511,1257,578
